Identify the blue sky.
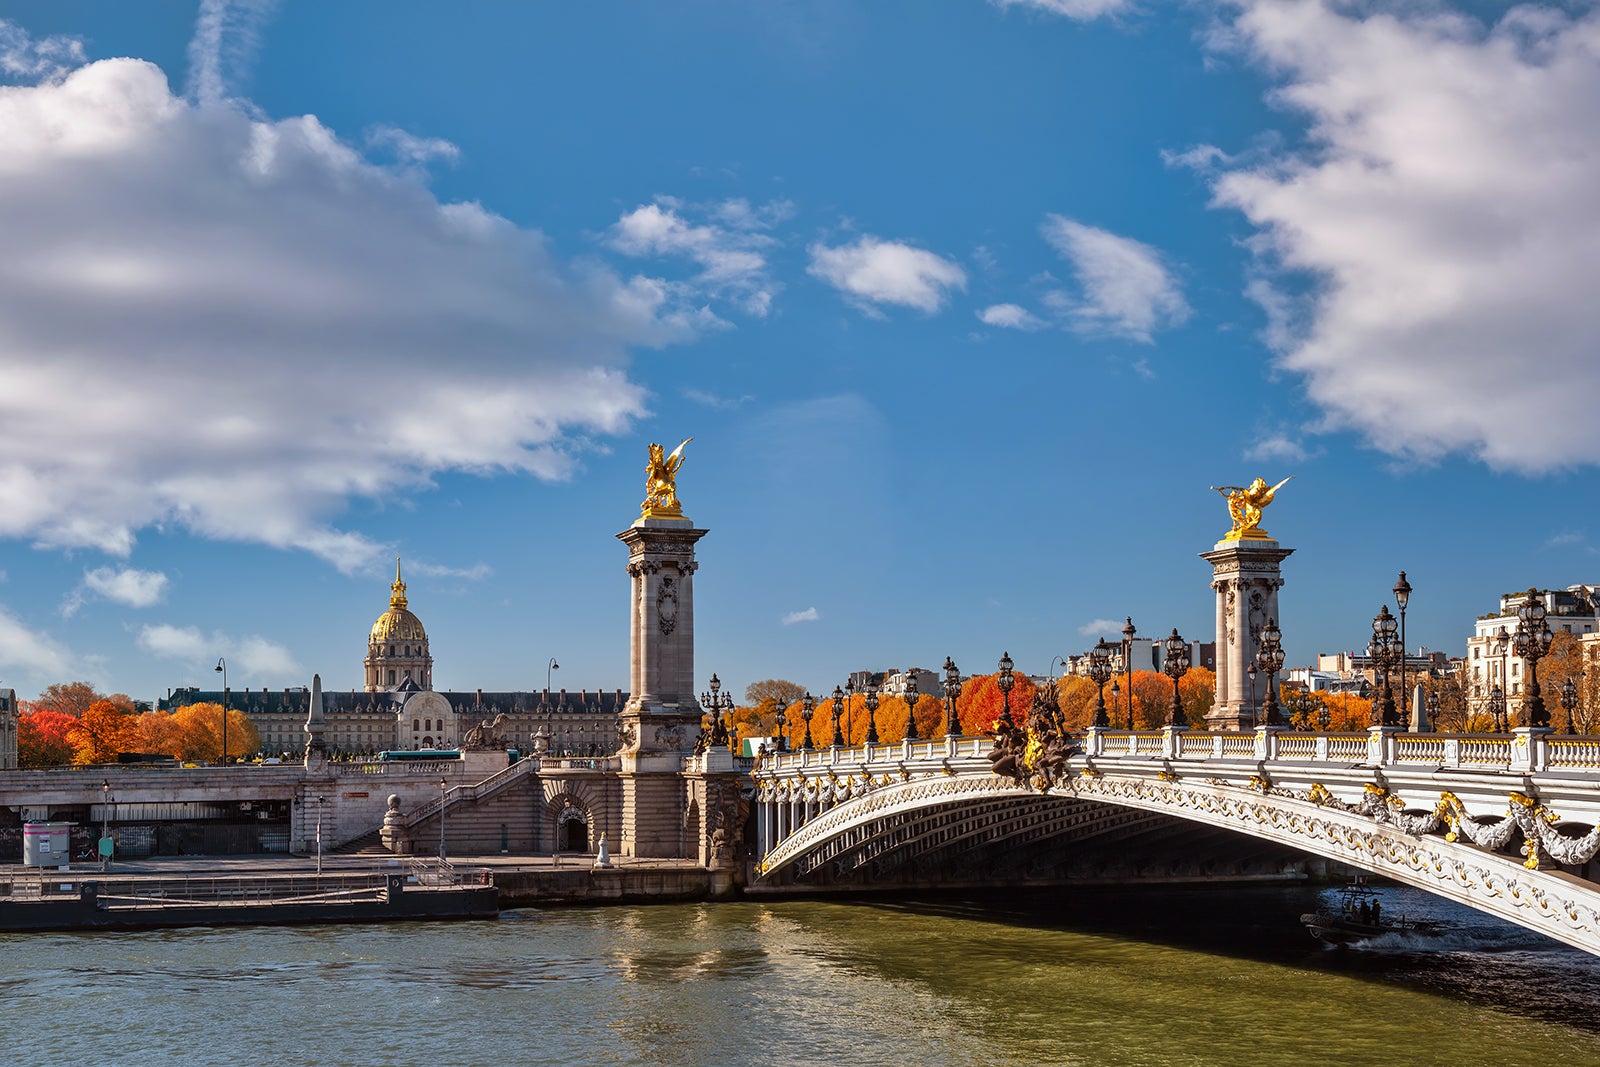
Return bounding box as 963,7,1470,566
1,0,1598,705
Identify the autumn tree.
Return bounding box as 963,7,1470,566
67,700,136,765
954,673,1036,734
18,710,76,768
744,679,807,707
24,681,132,718
126,711,188,758
172,703,260,763
1536,630,1585,732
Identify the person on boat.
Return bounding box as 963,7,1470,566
1371,900,1381,924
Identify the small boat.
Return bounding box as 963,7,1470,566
1300,881,1441,945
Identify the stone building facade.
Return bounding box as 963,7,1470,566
159,563,628,758
0,688,16,769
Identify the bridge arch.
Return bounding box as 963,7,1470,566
755,756,1600,956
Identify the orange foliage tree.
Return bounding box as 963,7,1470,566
18,710,76,767
955,673,1036,734
172,703,260,763
126,711,191,759
67,700,136,765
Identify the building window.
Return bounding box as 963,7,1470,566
388,670,396,685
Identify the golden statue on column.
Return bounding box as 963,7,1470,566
1211,476,1293,541
641,437,693,519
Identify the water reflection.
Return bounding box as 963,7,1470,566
2,887,1598,1067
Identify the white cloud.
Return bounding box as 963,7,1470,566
608,197,782,316
63,565,171,616
137,624,299,680
684,388,754,409
137,624,211,661
1040,215,1189,342
0,605,72,677
0,19,84,82
235,635,298,677
1077,618,1121,637
366,125,460,167
1243,432,1315,465
83,566,169,608
408,561,492,581
1209,2,1600,473
978,303,1045,330
991,0,1136,20
0,52,666,572
782,607,820,625
807,236,966,314
187,0,277,107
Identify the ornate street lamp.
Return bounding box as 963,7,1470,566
1121,616,1137,729
100,779,111,872
774,699,790,753
1255,617,1286,727
845,679,857,743
1163,629,1190,728
1494,625,1511,724
702,673,734,750
996,651,1016,731
903,671,920,741
1086,643,1112,728
1424,688,1440,732
1316,700,1331,732
1246,661,1259,723
1393,572,1412,722
942,657,963,737
1488,684,1507,734
830,685,846,748
863,680,880,744
1514,588,1554,728
1561,677,1579,732
800,692,817,751
1369,605,1399,727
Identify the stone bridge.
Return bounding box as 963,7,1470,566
751,726,1600,955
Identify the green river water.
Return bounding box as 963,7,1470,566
5,884,1598,1067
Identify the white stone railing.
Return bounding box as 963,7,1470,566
762,727,1600,778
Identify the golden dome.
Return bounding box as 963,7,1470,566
370,558,428,643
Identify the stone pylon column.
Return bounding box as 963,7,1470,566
1200,539,1293,730
615,515,707,858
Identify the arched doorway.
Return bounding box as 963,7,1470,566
557,805,589,852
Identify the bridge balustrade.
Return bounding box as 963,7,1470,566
1550,738,1600,769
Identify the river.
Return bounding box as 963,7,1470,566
5,884,1599,1067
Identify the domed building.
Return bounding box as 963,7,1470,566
365,559,433,691
160,558,629,759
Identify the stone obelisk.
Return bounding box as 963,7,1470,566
304,672,329,769
616,439,706,857
1200,478,1294,731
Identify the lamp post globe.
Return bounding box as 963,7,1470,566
1370,605,1400,727
942,657,963,738
831,685,846,748
1162,629,1190,728
1392,572,1412,721
902,671,920,741
1513,588,1554,728
1086,644,1112,728
1121,616,1137,728
996,651,1016,730
863,682,880,745
1255,617,1286,727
